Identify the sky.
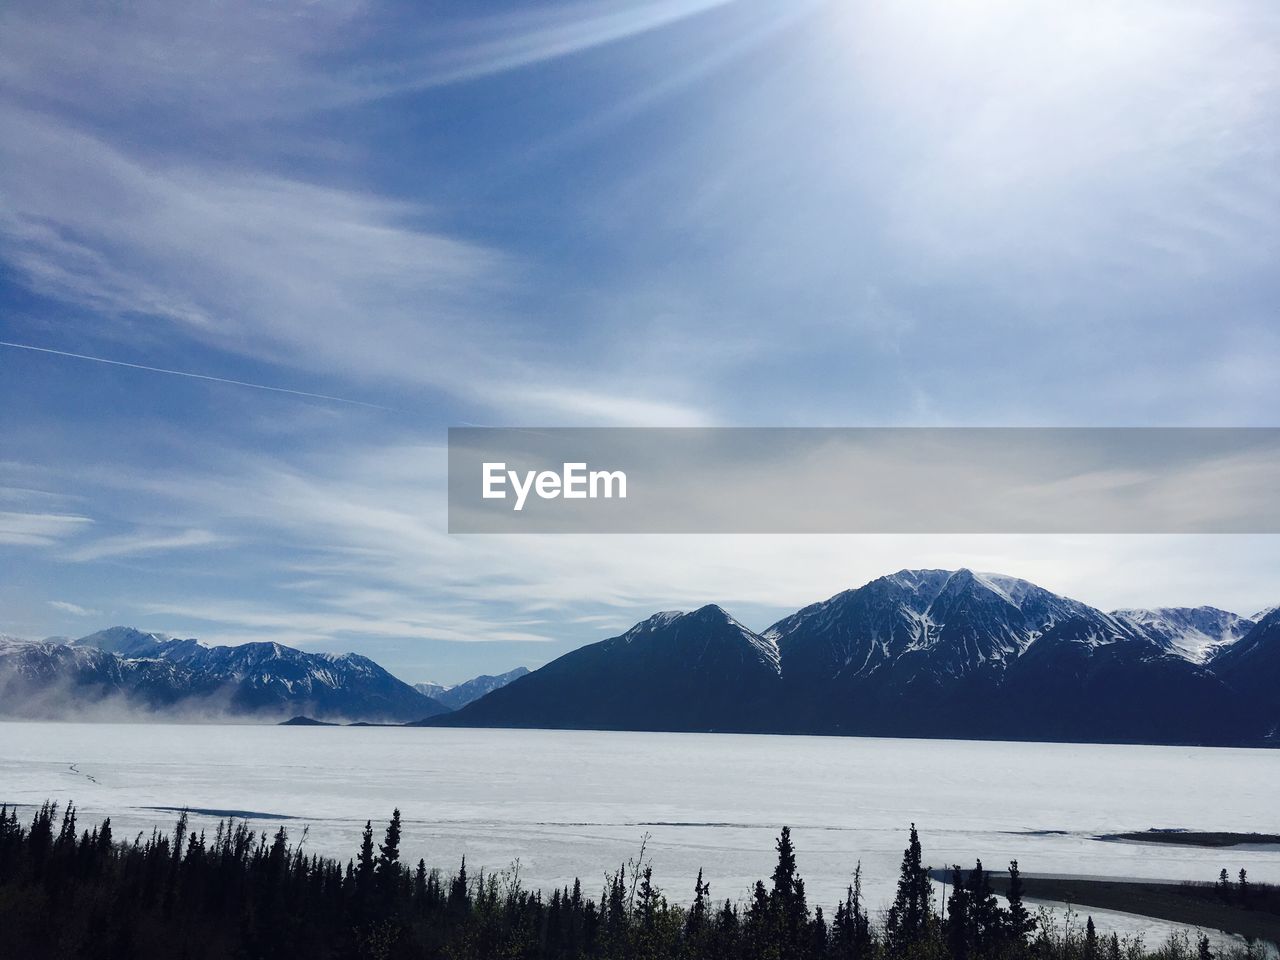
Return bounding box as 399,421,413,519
1,0,1278,683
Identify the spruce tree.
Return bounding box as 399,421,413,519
885,823,933,950
375,809,402,897
686,868,709,936
771,826,809,942
965,858,1002,954
850,862,871,959
945,866,971,960
1006,859,1035,941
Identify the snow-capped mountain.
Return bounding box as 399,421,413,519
1110,606,1255,662
8,570,1276,743
1,628,449,723
434,569,1274,745
414,667,530,710
765,568,1100,688
434,605,781,732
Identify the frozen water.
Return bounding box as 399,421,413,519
1,722,1276,948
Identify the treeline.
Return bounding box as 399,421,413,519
1213,870,1280,913
0,803,1259,960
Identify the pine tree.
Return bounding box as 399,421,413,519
686,868,710,936
375,808,402,896
946,866,971,960
771,826,809,943
965,858,1002,955
850,862,871,958
1006,859,1035,942
1085,916,1099,960
449,856,469,910
413,858,427,903
355,820,375,903
885,823,933,950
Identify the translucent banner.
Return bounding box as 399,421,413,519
447,428,1280,533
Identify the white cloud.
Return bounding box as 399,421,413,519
0,511,93,547
73,434,1280,642
47,600,98,617
65,529,229,563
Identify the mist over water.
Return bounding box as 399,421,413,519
3,723,1277,946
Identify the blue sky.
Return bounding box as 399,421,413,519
2,0,1279,683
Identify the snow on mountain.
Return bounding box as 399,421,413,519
1111,606,1256,663
416,667,531,710
3,630,448,723
764,568,1099,686
414,681,450,700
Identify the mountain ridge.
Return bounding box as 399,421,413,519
439,568,1276,746
5,569,1276,743
0,628,449,724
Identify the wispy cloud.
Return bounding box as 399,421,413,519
0,0,742,119
0,511,93,547
48,600,98,617
65,529,229,563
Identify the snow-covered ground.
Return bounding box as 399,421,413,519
2,723,1276,951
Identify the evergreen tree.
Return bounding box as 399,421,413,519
945,866,971,960
1085,916,1099,960
885,823,934,950
686,868,710,936
850,862,871,959
413,858,427,903
449,855,469,910
375,808,401,898
355,819,375,902
771,826,809,942
964,858,1002,955
1006,859,1035,942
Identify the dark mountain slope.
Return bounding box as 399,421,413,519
1001,615,1256,745
431,606,781,732
1212,608,1280,739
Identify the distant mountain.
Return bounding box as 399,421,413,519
430,569,1275,746
1212,608,1280,739
1111,606,1255,662
1,628,449,724
413,680,449,701
414,667,529,710
433,605,780,732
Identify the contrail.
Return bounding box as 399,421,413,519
0,341,392,410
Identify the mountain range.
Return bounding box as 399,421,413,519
0,627,451,724
414,668,530,710
434,569,1279,746
4,569,1277,744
